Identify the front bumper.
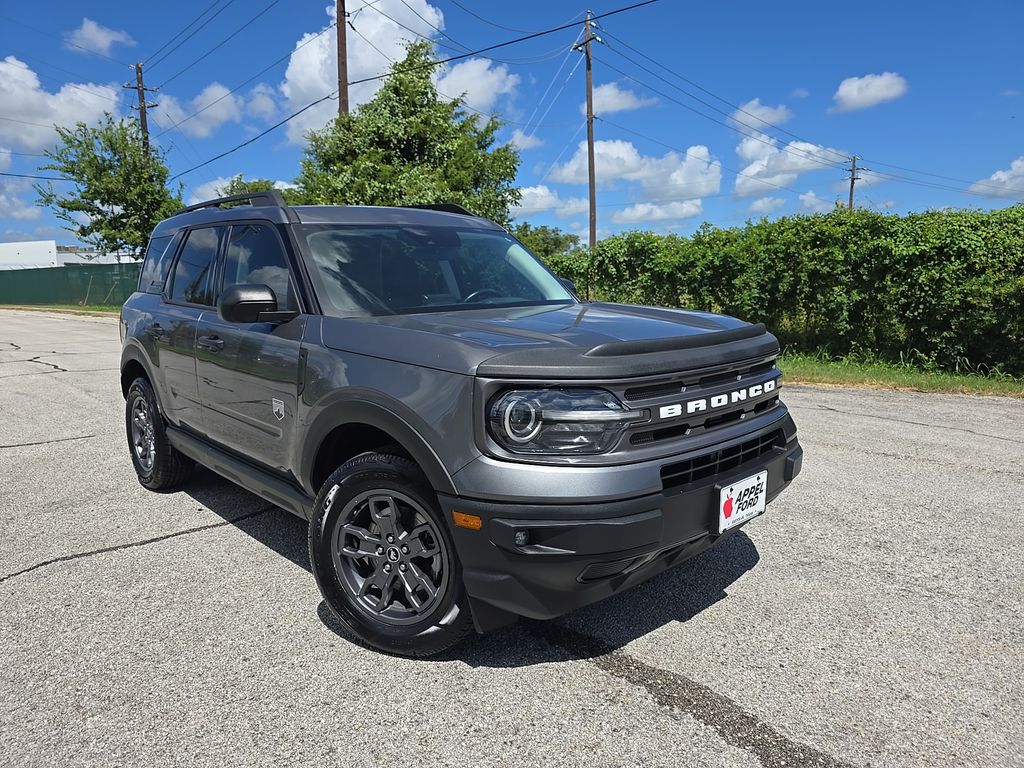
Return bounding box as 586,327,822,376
439,418,802,632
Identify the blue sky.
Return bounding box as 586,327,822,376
1,0,1021,245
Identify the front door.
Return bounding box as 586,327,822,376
160,225,224,432
195,222,304,476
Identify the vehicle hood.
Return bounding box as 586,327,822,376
319,302,779,378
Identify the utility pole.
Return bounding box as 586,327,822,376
124,63,158,155
847,155,860,210
574,10,599,295
337,0,349,114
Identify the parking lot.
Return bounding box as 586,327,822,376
1,309,1021,767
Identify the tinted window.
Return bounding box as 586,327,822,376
222,223,296,311
298,225,573,317
169,227,221,306
138,234,174,294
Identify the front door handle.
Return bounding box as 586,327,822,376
146,323,166,341
198,334,225,353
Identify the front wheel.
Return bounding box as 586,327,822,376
309,452,473,657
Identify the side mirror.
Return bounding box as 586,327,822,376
219,284,289,323
558,277,578,296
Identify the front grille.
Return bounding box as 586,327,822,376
660,429,784,491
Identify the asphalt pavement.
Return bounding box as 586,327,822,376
1,309,1021,768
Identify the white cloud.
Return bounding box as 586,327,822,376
799,190,833,213
610,200,702,224
581,82,657,116
158,83,243,139
549,140,721,199
0,176,41,222
64,18,135,56
188,177,235,206
968,156,1024,198
729,98,792,136
749,196,785,214
791,88,809,99
246,83,278,121
831,72,908,112
0,57,119,152
0,150,10,172
1003,89,1020,97
734,139,847,197
436,58,519,113
509,129,543,150
512,185,588,218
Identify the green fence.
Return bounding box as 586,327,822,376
0,262,142,307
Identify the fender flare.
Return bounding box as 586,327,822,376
300,398,458,497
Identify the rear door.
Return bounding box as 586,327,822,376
195,221,305,476
159,225,225,432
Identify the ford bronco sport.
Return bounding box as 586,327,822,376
120,191,803,656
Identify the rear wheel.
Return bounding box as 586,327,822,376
309,452,473,657
125,377,193,491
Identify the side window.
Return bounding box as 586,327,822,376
222,223,296,311
169,227,222,306
138,234,174,294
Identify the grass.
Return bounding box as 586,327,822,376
779,351,1024,398
0,304,121,316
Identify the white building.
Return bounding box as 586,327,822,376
0,240,128,270
0,240,58,270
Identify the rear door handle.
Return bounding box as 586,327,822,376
198,334,225,352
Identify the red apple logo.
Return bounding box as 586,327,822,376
723,489,734,519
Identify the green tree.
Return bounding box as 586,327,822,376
295,41,520,225
35,115,182,258
217,175,276,197
511,222,581,261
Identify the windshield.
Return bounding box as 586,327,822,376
297,224,575,316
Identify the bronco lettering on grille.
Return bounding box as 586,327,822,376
658,378,778,420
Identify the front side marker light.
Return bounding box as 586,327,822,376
452,511,483,530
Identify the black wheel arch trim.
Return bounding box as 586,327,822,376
300,398,458,498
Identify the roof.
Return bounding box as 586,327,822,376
152,192,502,238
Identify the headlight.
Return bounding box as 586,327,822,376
487,389,644,455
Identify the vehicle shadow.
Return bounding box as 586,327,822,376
182,467,760,667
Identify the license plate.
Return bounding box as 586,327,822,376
718,470,768,533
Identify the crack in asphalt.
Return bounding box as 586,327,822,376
0,366,119,380
804,439,1024,479
0,342,21,350
814,404,1024,445
26,355,67,373
534,623,856,768
0,434,96,449
0,506,277,585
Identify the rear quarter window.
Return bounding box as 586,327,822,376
138,234,175,294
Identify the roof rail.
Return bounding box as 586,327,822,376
403,203,476,217
177,190,286,215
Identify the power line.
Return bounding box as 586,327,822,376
167,0,663,179
600,28,849,164
0,149,48,158
598,54,843,174
445,0,531,33
1,170,67,180
154,22,338,137
347,0,662,88
599,27,1020,197
148,1,237,70
169,92,338,180
145,0,229,66
156,0,281,88
596,116,803,198
397,0,470,52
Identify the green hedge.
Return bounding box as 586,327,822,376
545,206,1024,375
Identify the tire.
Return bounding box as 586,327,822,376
125,377,194,491
309,452,474,657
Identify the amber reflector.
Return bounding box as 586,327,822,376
452,511,483,530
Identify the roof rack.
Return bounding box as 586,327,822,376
176,190,286,215
403,203,476,217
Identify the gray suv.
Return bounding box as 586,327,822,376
120,191,803,656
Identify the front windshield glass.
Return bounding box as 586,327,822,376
297,224,575,317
